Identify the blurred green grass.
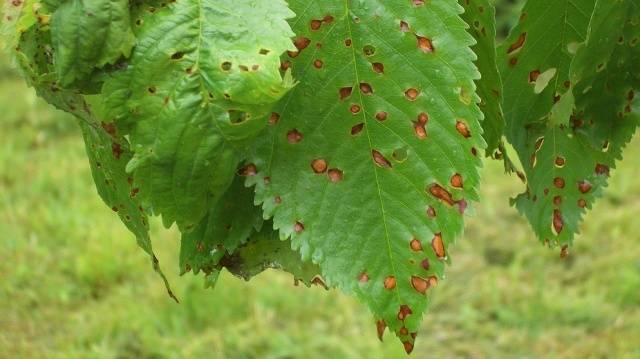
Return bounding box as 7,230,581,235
1,44,640,359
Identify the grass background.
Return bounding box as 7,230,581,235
1,2,639,357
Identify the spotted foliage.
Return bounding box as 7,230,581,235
499,0,640,249
3,0,639,353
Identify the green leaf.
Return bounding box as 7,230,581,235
8,7,177,302
102,0,296,231
460,0,505,156
50,0,136,88
502,0,640,247
78,117,178,302
179,174,263,275
247,0,484,350
219,224,323,288
499,0,597,141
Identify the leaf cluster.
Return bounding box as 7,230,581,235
2,0,638,352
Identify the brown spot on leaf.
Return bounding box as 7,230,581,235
398,305,412,320
384,276,396,290
293,37,311,51
553,209,564,234
101,122,116,136
578,180,592,194
456,120,471,138
350,104,361,114
405,88,419,101
410,238,422,251
428,184,454,206
400,21,410,32
554,177,565,189
403,342,414,354
432,233,446,258
372,150,392,168
414,122,427,139
311,276,328,289
411,276,429,294
595,163,610,176
351,123,364,136
375,111,388,121
376,320,386,341
450,173,463,188
372,62,384,73
555,156,566,167
294,221,305,233
416,35,435,53
421,258,430,271
339,86,353,100
359,272,369,283
328,168,343,183
311,159,328,173
286,129,303,144
238,164,257,176
553,195,562,206
111,142,123,159
456,199,468,214
578,199,587,208
426,206,436,218
269,112,280,125
359,83,373,95
507,33,527,54
529,69,541,83
310,19,322,30
560,245,569,259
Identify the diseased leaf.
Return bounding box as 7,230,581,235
180,174,263,275
247,0,484,350
7,0,177,301
460,0,505,156
50,0,136,88
501,0,640,248
220,224,323,288
102,0,296,231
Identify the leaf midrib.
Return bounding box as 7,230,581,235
343,0,401,306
